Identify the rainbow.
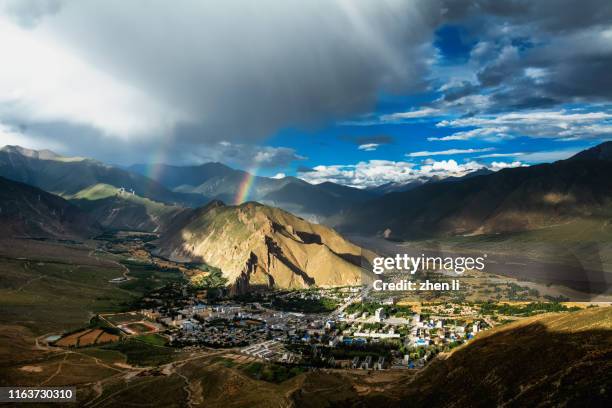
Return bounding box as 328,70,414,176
234,169,257,205
144,136,174,183
144,136,259,206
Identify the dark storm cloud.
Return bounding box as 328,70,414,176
297,166,316,173
442,0,612,33
41,1,440,141
430,0,612,117
440,81,479,102
215,142,306,169
338,134,395,146
2,0,611,163
0,118,168,165
0,0,446,164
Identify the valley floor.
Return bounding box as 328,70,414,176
349,233,612,300
0,236,610,407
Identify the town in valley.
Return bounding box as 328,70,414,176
45,231,594,374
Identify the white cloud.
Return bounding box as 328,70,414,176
477,152,525,158
428,127,510,141
438,94,492,112
514,149,582,163
440,111,612,128
299,160,415,188
271,172,286,179
477,149,581,162
298,158,520,188
524,67,547,82
380,107,441,122
358,143,379,151
342,107,443,126
489,161,525,170
0,1,439,148
406,147,494,157
0,19,186,139
419,159,483,176
434,110,612,141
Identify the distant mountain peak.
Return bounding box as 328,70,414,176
466,167,495,177
2,145,58,158
568,140,612,161
1,145,85,162
339,142,612,239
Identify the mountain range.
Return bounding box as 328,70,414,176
2,142,611,241
336,142,612,239
0,145,373,291
128,162,376,220
0,142,610,402
2,142,612,239
364,168,495,195
0,171,366,291
0,146,377,225
0,145,205,207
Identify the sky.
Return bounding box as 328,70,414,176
0,0,611,188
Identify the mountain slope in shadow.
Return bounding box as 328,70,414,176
291,306,612,408
337,141,612,239
0,176,98,239
0,146,204,207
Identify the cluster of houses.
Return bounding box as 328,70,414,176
241,340,299,363
117,187,136,196
405,314,482,347
131,284,488,370
143,304,266,347
349,355,386,370
296,310,485,369
141,302,312,348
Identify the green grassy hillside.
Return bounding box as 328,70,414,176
70,184,181,232
0,146,205,207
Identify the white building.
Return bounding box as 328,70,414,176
329,337,340,347
375,356,385,370
353,331,400,339
361,356,372,370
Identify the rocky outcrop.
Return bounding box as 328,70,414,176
155,201,364,292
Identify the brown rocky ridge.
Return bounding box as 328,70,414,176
155,201,367,293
